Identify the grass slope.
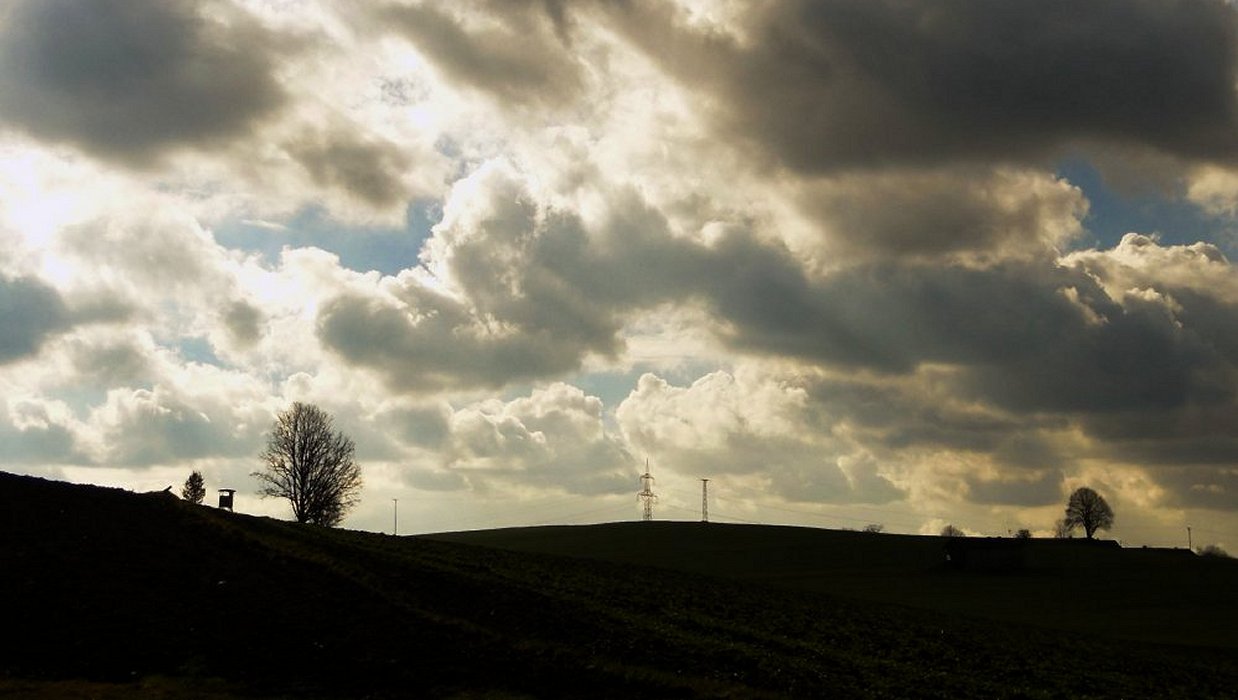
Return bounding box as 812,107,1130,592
1,472,1234,698
428,522,1238,650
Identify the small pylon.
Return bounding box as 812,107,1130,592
700,478,709,523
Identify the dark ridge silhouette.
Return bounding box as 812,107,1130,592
428,522,1238,651
2,471,1235,698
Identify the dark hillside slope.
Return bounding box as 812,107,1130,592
429,521,1238,650
3,473,1237,698
0,473,596,698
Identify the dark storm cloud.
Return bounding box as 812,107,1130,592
318,170,1238,436
99,390,261,466
693,236,1226,418
59,214,216,293
989,434,1068,471
597,0,1238,171
1085,399,1238,463
313,168,1238,511
795,168,1085,260
0,402,86,465
711,252,1238,467
316,179,705,391
965,470,1064,507
0,421,81,464
1063,397,1238,509
0,275,71,364
67,294,137,326
804,376,1067,471
68,339,151,386
958,301,1228,414
317,289,601,391
286,131,411,208
704,246,1092,373
687,232,1238,501
0,0,285,166
377,403,452,449
720,242,1238,509
377,2,582,108
1152,466,1238,510
222,301,264,348
767,451,905,505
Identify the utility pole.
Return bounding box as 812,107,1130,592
1187,526,1192,551
700,478,710,523
638,459,657,522
393,498,399,536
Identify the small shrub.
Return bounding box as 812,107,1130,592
940,524,964,538
1015,529,1032,539
862,523,884,534
1198,544,1230,558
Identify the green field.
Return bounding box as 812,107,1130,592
2,471,1235,698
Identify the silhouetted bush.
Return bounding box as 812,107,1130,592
863,523,884,533
1199,544,1230,558
181,470,206,505
940,524,964,537
1015,528,1032,539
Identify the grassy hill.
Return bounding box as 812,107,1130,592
1,472,1235,699
428,521,1238,650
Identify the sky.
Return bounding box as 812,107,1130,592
1,0,1237,549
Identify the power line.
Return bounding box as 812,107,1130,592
533,501,633,525
711,494,924,530
705,511,765,526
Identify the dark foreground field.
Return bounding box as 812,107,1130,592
2,472,1236,698
429,521,1238,650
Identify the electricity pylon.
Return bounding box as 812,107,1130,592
638,460,657,521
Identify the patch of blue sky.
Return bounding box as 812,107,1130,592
434,134,462,162
573,368,651,409
569,360,728,409
213,199,441,276
1056,158,1235,254
176,336,222,367
51,386,111,418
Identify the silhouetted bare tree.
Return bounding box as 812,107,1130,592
1064,487,1113,540
254,402,362,527
1053,519,1074,539
940,524,964,537
1015,528,1032,539
181,470,206,504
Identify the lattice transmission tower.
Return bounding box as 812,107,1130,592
700,478,709,523
637,459,657,521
